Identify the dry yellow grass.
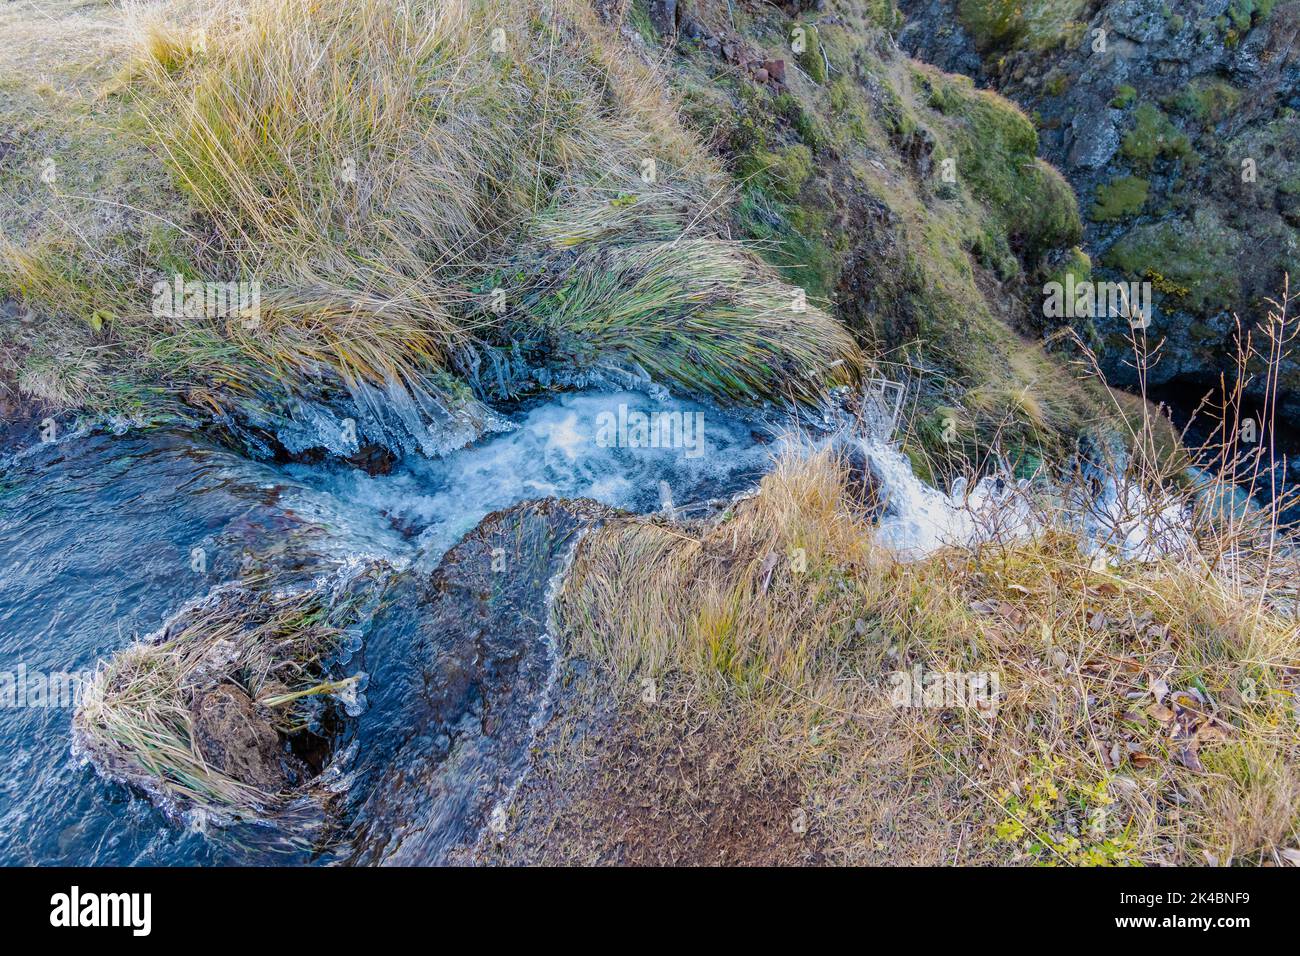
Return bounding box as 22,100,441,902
559,444,1300,865
3,0,861,418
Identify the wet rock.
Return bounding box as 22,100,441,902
345,442,396,476
345,497,616,865
896,0,1300,467
842,442,887,519
191,684,295,793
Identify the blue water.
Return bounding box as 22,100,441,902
0,390,781,865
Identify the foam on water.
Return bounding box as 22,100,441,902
856,433,1194,562
861,439,1038,559
285,389,783,566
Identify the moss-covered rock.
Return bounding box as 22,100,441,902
1121,103,1193,171
1103,209,1242,314
1090,175,1149,221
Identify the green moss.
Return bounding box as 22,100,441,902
775,93,829,152
737,187,838,301
1103,211,1242,312
1090,176,1149,221
746,144,814,201
1111,85,1137,109
1121,103,1192,170
1227,0,1278,31
1045,72,1070,97
1169,79,1242,129
957,0,1088,52
923,73,1080,261
796,23,827,85
958,0,1025,49
1044,246,1092,289
828,76,875,144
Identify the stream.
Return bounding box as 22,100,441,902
0,388,785,865
0,380,1228,865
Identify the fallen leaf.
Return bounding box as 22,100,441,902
1149,676,1170,703
1147,702,1176,723
1174,746,1205,773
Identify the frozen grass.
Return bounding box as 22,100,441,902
559,288,1300,866
75,586,354,818
2,0,861,420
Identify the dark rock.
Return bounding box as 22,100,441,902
1109,0,1168,44
896,0,1300,442
648,0,677,36
1067,107,1121,169
345,497,618,864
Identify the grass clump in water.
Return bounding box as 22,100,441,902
74,582,368,829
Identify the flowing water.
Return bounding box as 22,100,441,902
0,389,783,865
0,381,1213,865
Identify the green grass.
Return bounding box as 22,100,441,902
957,0,1088,52
518,238,862,403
